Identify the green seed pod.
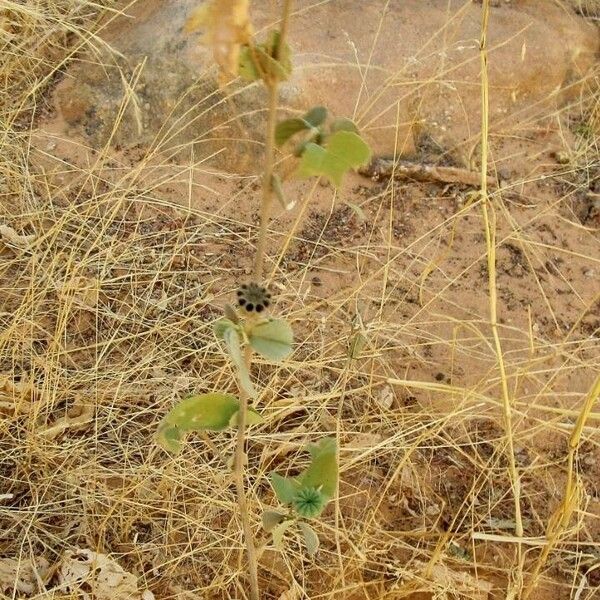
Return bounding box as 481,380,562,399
292,487,327,519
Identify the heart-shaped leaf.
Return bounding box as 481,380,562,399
156,392,241,453
298,521,320,556
275,118,310,146
275,106,327,146
303,106,328,127
248,318,293,361
296,130,372,187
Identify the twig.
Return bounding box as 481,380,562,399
359,157,498,188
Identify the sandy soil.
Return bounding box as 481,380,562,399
0,1,599,599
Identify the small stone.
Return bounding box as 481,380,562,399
553,150,570,164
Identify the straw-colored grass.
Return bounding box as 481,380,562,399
1,1,599,599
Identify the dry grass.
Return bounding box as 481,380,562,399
1,1,599,599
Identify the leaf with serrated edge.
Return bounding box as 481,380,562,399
262,510,286,532
272,519,294,551
271,473,299,504
223,327,256,397
298,521,320,556
297,131,371,187
249,318,293,361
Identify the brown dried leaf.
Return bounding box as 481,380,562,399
413,560,493,599
0,375,43,416
0,556,50,595
58,549,153,600
39,395,94,439
186,0,253,84
0,224,35,248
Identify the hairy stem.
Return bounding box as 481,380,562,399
234,346,259,600
235,3,294,599
253,0,293,282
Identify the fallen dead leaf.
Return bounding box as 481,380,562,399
57,549,154,600
0,223,36,248
0,556,50,595
38,395,95,439
412,560,493,599
0,374,43,416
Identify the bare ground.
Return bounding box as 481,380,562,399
0,1,599,599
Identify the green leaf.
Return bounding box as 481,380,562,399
271,473,299,504
264,31,292,81
229,407,264,427
223,327,256,398
331,117,359,134
262,510,287,533
239,32,292,84
156,424,183,454
298,437,338,499
213,318,237,340
304,106,327,127
275,107,326,146
248,318,293,361
238,45,260,81
298,522,320,556
156,392,241,453
272,519,294,551
271,173,296,210
296,130,372,187
275,118,310,147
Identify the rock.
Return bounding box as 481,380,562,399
53,0,599,172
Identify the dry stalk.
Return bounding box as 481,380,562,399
478,0,524,584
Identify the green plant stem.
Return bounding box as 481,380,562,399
234,4,294,599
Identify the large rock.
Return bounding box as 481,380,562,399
54,0,599,171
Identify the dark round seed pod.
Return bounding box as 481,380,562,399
236,282,273,314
